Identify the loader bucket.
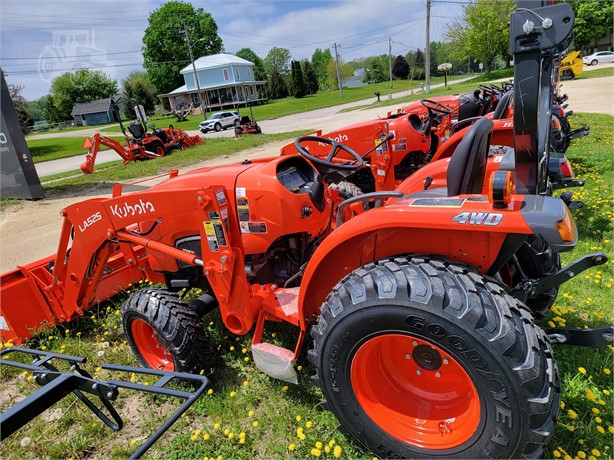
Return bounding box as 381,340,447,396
80,155,94,174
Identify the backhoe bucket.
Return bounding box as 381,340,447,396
80,155,95,174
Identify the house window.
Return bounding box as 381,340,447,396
223,69,229,80
248,68,252,80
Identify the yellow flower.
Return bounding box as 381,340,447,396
596,425,605,434
252,421,259,427
244,357,250,362
568,409,578,419
609,426,614,434
248,410,254,417
333,445,343,458
203,433,210,440
553,450,561,458
560,401,565,409
591,449,600,457
224,429,230,435
228,432,234,439
603,389,611,396
229,391,236,397
577,451,586,459
207,389,213,395
604,368,611,375
310,448,321,457
595,417,602,423
598,399,606,406
288,443,296,451
282,385,288,391
213,423,220,430
242,348,247,354
306,421,313,428
242,380,249,387
591,407,600,415
578,367,587,375
567,426,575,432
315,441,323,449
230,346,235,351
586,389,596,401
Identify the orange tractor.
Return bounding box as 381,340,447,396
80,100,202,174
1,3,612,458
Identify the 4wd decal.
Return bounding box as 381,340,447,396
452,212,503,226
110,199,155,218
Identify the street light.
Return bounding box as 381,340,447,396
182,27,207,121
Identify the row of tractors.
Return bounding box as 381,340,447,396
1,2,611,458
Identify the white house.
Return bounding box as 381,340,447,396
159,53,267,113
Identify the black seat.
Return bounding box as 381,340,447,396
240,116,251,125
446,117,493,196
492,91,513,120
128,121,145,140
407,117,493,198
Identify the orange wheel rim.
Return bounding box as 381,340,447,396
351,334,480,450
130,318,174,371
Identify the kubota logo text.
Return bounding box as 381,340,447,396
318,133,348,146
110,199,155,218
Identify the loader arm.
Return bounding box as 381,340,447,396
0,185,252,344
81,133,135,174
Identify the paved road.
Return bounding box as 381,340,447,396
33,78,474,178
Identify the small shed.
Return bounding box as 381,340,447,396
71,98,114,126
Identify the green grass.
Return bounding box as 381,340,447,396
26,135,125,163
0,114,611,459
575,66,614,80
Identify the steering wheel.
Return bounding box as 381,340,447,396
420,99,453,115
294,136,364,171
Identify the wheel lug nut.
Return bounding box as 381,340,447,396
412,341,418,347
416,369,422,375
443,358,449,365
405,353,411,360
435,371,441,378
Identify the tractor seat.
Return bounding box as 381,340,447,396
240,116,252,125
491,90,513,120
407,117,494,198
128,121,146,140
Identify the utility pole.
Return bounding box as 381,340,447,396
182,25,207,120
425,0,431,94
333,43,343,98
388,38,393,90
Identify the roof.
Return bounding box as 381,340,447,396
180,53,254,74
71,98,113,116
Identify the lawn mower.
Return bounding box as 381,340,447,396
80,100,202,174
235,105,262,135
0,2,612,458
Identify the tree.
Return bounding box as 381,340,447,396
8,84,33,134
391,55,409,80
326,59,353,89
264,47,291,77
445,0,514,73
311,48,333,89
365,59,385,83
143,2,223,94
47,69,118,121
290,60,307,98
301,60,319,94
121,71,157,115
570,1,614,49
405,50,425,80
235,48,267,81
267,68,288,99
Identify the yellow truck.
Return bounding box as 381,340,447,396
560,51,583,79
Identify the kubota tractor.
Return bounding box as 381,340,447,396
1,3,612,458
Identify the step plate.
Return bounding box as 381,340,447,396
252,342,297,384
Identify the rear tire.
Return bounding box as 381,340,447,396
309,256,559,459
122,288,214,373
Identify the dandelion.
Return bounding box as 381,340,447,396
598,399,606,406
567,425,574,432
243,380,249,387
333,445,343,458
311,448,321,456
577,452,586,459
248,410,254,417
244,357,250,362
242,348,247,354
297,427,304,436
213,423,221,430
130,440,137,445
282,385,288,391
591,449,600,457
608,426,614,434
207,389,213,395
586,389,596,401
306,421,313,428
596,425,605,434
228,432,234,439
595,417,602,423
239,438,245,444
239,432,245,439
328,440,336,447
603,389,611,396
130,373,136,383
315,441,323,449
591,407,600,415
578,367,587,375
224,429,230,436
230,346,235,351
297,365,303,371
288,443,296,451
203,433,210,440
252,420,259,427
553,450,561,458
229,391,236,397
560,401,565,409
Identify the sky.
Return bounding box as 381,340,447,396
0,0,463,100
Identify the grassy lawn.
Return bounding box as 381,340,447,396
0,112,611,459
27,135,126,163
576,66,614,79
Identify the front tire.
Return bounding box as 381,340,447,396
309,257,559,459
122,288,214,373
214,123,222,132
591,59,598,66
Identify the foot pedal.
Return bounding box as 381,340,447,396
252,342,298,384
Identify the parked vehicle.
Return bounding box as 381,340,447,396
582,50,614,66
199,111,239,133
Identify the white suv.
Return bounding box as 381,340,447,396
199,111,240,133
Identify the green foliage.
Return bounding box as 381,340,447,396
8,84,32,134
267,68,288,100
445,0,514,73
406,49,425,80
311,48,333,89
364,59,385,83
25,98,46,123
290,60,307,98
235,48,267,81
143,2,222,94
570,1,614,49
301,60,319,95
47,69,118,121
391,55,409,80
121,71,157,115
264,47,291,78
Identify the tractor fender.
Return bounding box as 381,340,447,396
297,196,533,329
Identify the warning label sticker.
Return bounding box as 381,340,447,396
203,219,227,250
237,198,250,221
240,221,268,234
409,198,466,208
215,189,227,206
